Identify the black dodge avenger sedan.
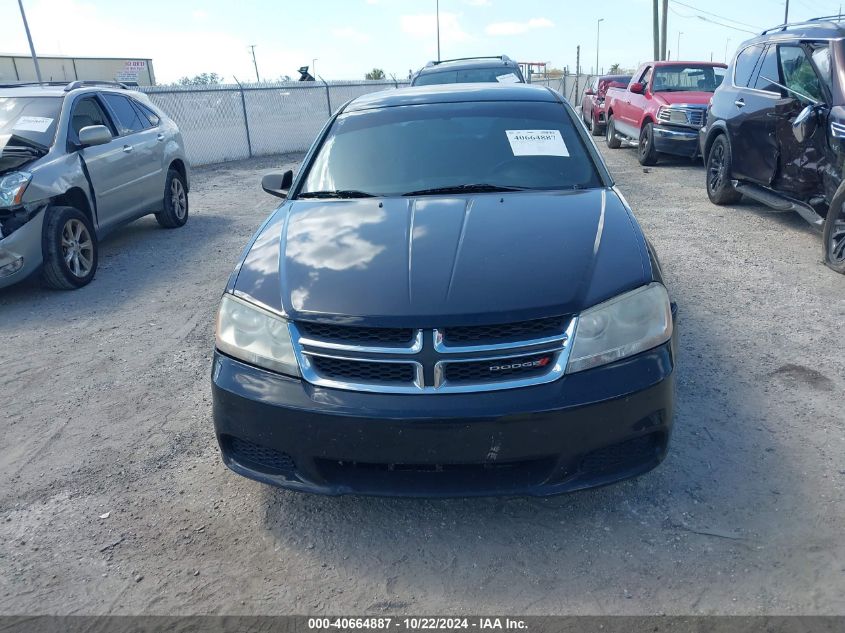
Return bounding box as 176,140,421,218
212,83,677,497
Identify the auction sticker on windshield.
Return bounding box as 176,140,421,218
505,130,569,157
496,73,520,83
14,116,54,133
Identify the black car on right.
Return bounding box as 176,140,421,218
700,16,845,273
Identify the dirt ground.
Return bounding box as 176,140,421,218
1,143,843,616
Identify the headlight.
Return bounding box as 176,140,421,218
215,294,300,376
0,172,32,207
566,283,672,374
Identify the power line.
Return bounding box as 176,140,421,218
668,5,759,34
668,0,762,30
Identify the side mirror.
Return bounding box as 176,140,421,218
629,82,645,94
792,105,818,143
262,170,294,198
78,125,112,147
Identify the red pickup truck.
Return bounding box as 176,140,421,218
605,61,727,165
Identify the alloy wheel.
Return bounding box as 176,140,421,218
829,203,845,263
708,142,725,193
171,178,187,220
61,219,94,278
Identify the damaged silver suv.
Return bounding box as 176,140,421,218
0,81,189,290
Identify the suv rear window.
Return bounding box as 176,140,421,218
102,93,149,135
414,68,522,86
0,96,63,148
734,45,764,87
300,101,602,196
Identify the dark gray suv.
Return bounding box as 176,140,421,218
411,56,525,86
0,81,189,290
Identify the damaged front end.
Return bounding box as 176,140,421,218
0,168,45,283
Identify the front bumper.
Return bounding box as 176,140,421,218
653,125,701,158
211,338,676,497
0,207,45,289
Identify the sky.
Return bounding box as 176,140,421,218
2,0,845,84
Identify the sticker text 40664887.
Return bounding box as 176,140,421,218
505,129,569,157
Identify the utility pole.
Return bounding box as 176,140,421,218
784,0,789,24
436,0,441,61
575,45,580,103
660,0,668,60
596,18,604,79
677,31,682,60
17,0,42,83
312,58,318,79
249,44,260,83
653,0,660,61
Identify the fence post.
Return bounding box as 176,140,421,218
233,77,253,158
319,76,332,116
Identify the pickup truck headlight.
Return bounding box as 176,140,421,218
566,283,673,374
0,172,32,207
216,294,300,376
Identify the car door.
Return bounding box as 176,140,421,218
726,43,780,184
68,95,133,233
618,65,651,136
99,92,164,222
769,42,831,198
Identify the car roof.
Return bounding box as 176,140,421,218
342,83,559,113
650,61,728,67
417,56,517,75
0,82,140,99
0,85,69,98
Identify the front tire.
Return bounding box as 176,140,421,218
155,169,189,228
638,122,659,166
605,115,621,149
705,134,742,205
591,113,603,136
823,189,845,274
41,206,98,290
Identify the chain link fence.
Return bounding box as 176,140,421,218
531,74,597,111
140,80,408,166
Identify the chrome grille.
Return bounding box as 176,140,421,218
657,105,706,129
310,355,417,385
289,317,576,394
298,322,415,346
442,316,567,346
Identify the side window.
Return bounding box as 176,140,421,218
101,93,148,135
810,43,832,94
778,44,823,102
132,100,160,127
753,45,780,93
639,66,653,86
733,44,764,87
70,97,113,140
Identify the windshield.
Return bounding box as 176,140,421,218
0,96,63,149
414,68,522,86
299,101,602,197
652,65,726,92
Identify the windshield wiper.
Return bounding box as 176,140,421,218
298,189,375,199
402,183,529,196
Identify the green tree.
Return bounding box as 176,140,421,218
177,72,223,86
365,68,386,80
608,63,622,74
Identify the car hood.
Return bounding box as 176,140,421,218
653,91,713,106
232,189,651,327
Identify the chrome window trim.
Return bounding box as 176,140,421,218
291,323,423,355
